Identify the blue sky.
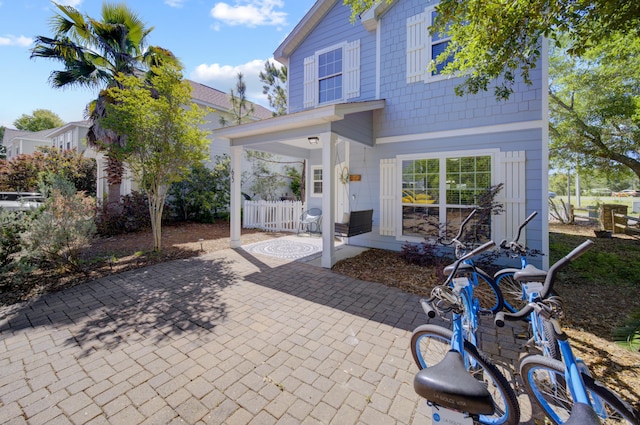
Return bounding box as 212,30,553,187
0,0,317,128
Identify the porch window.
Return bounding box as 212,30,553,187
311,166,323,197
401,154,492,240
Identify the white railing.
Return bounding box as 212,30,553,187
243,200,305,232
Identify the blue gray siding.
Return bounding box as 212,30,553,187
289,2,377,113
376,0,543,138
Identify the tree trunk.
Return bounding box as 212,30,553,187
107,182,122,204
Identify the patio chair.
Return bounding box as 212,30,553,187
298,208,322,235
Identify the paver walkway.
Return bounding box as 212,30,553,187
0,246,537,424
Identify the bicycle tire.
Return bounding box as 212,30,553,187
411,324,521,425
475,268,504,314
540,314,561,361
520,355,640,424
494,271,526,313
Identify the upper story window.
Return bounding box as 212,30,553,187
304,40,360,108
407,6,454,84
318,48,343,104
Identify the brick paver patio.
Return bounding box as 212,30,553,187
0,245,536,424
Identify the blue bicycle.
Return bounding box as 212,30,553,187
493,211,545,313
496,240,640,425
411,240,521,425
438,208,504,314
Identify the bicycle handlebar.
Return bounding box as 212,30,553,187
499,211,538,253
440,209,476,248
495,239,594,326
443,240,496,286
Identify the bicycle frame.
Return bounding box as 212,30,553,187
450,277,479,361
530,309,602,425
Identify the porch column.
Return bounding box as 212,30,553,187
321,133,336,268
230,145,243,248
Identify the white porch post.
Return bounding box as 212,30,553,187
321,133,336,268
230,145,243,248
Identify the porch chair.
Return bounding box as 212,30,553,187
298,208,322,235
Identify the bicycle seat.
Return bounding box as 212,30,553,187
514,264,547,283
443,262,475,275
413,350,495,415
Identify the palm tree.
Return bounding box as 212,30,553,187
31,2,180,203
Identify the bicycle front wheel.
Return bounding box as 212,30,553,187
475,268,504,314
520,355,640,424
494,271,526,313
411,324,521,425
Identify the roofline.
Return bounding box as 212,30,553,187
212,100,385,140
274,0,337,63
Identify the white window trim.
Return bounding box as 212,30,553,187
311,165,323,198
315,42,347,106
396,149,499,243
304,40,360,108
406,5,454,85
424,5,452,83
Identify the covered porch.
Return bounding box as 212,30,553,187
212,99,385,268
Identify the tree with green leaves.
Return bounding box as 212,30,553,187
31,2,180,203
344,0,640,100
259,60,287,116
13,109,64,131
549,32,640,182
219,73,255,127
100,66,210,252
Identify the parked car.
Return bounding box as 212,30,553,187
613,189,639,197
590,188,612,196
548,191,556,198
0,192,44,211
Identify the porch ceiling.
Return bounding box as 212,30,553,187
212,100,385,151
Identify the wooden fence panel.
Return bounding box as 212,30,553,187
243,200,305,232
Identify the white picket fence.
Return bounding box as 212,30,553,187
243,200,305,232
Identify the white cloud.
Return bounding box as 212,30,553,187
165,0,186,7
190,59,270,106
56,0,83,6
0,35,33,47
210,0,287,27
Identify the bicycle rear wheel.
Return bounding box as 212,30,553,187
520,355,640,424
411,324,520,425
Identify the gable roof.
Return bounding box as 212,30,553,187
274,0,337,63
2,127,53,145
187,79,274,121
273,0,397,62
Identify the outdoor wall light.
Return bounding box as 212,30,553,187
308,136,319,145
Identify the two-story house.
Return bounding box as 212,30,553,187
214,0,549,269
3,121,91,161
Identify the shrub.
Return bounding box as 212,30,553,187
0,209,29,269
0,147,96,194
20,177,96,268
167,156,231,223
95,191,150,236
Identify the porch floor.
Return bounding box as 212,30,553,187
242,233,369,266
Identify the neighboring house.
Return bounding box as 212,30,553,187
2,121,92,161
1,83,295,202
213,0,549,269
188,80,297,201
